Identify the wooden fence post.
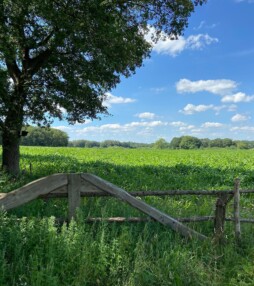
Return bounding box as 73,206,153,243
214,193,232,243
68,174,81,221
234,178,241,242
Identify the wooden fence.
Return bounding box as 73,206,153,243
0,173,253,243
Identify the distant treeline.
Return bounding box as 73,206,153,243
153,136,254,149
68,139,151,148
69,136,254,149
0,127,253,149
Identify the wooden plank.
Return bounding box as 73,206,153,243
128,190,235,196
25,188,254,199
85,216,215,223
78,190,233,196
78,189,254,196
226,218,254,223
79,189,254,196
85,216,254,224
238,190,254,194
68,174,81,221
0,174,68,211
234,178,241,242
86,217,151,223
80,179,102,193
81,173,207,240
0,193,6,200
49,186,68,194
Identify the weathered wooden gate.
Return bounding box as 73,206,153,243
0,173,206,240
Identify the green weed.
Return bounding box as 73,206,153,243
0,147,254,285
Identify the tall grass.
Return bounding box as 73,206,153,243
1,147,254,285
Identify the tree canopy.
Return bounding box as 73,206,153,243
0,0,206,174
179,136,202,149
153,138,170,149
21,127,68,147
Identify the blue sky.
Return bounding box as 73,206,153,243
54,0,254,143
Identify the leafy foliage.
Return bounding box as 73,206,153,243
179,136,202,149
153,138,170,149
1,147,254,285
21,126,68,147
0,0,206,126
169,136,253,149
69,140,152,148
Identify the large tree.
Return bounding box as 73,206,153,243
0,0,206,174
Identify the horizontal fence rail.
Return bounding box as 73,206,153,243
83,216,254,224
40,189,254,198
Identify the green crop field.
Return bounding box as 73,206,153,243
1,147,254,285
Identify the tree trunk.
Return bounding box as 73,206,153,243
1,79,25,176
2,128,21,176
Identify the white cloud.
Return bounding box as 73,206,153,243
231,114,250,122
150,87,166,93
180,104,214,115
191,128,202,134
221,92,254,103
231,126,254,132
179,125,196,131
169,121,186,127
76,124,125,135
201,122,224,128
126,121,166,128
235,0,254,3
76,121,167,135
180,104,237,115
153,36,186,56
103,92,136,107
176,79,237,95
227,104,238,112
145,27,218,57
186,34,218,49
136,112,156,120
54,126,73,131
100,124,122,130
194,21,206,30
194,21,218,30
212,104,238,114
212,105,226,115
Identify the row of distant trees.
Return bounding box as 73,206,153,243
154,136,254,149
68,140,151,148
0,127,69,147
0,127,253,149
69,136,254,149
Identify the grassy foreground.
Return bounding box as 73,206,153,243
1,147,254,285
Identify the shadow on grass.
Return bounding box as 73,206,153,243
0,151,252,235
16,152,254,191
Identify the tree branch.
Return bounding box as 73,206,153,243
36,30,55,48
0,118,4,129
28,49,52,76
27,30,55,50
6,60,21,84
